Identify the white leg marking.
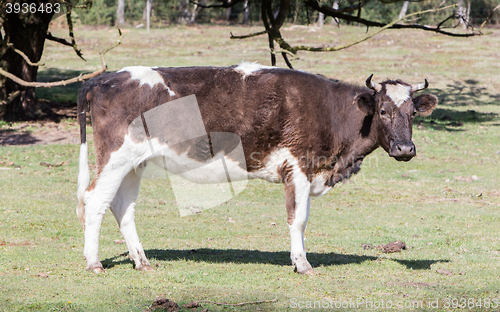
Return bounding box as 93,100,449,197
83,137,142,272
110,170,153,271
289,168,315,275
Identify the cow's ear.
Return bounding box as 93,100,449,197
414,94,438,117
355,93,375,116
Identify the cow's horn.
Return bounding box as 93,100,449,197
412,79,429,92
366,74,382,92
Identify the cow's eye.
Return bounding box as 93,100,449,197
380,109,387,116
412,110,417,116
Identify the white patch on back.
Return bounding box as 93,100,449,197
118,66,176,96
385,84,411,107
234,62,273,79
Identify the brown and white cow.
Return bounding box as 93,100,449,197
76,63,437,274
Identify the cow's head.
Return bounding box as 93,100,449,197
355,75,438,161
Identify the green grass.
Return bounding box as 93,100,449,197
1,24,500,311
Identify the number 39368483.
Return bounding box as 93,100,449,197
5,2,61,14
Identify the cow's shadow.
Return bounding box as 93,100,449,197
101,248,449,271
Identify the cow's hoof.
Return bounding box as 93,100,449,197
87,263,105,274
136,265,155,272
302,268,316,275
294,263,315,275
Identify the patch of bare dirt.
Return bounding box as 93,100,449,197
381,241,406,253
0,121,84,146
149,297,180,311
361,241,407,253
0,101,92,146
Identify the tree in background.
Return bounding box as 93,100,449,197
116,0,125,26
0,0,498,120
0,0,91,120
223,0,498,67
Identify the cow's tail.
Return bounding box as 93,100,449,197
76,86,91,228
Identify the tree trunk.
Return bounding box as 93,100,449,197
242,0,249,24
0,0,55,120
318,12,324,28
116,0,126,27
399,1,409,20
190,1,198,23
457,0,467,29
178,0,190,23
146,0,152,31
330,0,339,26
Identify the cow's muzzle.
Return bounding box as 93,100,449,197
389,141,416,162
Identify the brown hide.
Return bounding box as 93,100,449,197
78,66,385,187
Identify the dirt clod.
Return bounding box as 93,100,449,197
183,301,203,309
40,161,65,167
361,243,374,250
436,269,454,276
150,297,179,311
382,241,406,253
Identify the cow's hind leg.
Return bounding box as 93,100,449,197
282,166,315,275
110,170,153,271
83,161,135,273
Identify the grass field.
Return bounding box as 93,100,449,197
1,23,500,311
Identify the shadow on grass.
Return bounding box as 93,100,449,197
36,68,87,103
102,248,450,271
432,80,500,108
415,82,500,132
0,129,40,145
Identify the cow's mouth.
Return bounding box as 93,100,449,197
394,156,414,162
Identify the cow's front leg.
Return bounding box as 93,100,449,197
283,167,314,275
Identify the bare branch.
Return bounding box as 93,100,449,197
275,4,468,55
65,4,85,61
0,30,122,88
189,0,244,9
46,32,73,47
436,14,456,30
230,30,268,39
0,91,21,107
7,44,45,67
305,1,482,37
281,52,293,69
479,4,500,32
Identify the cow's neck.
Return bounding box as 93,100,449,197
326,98,379,186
